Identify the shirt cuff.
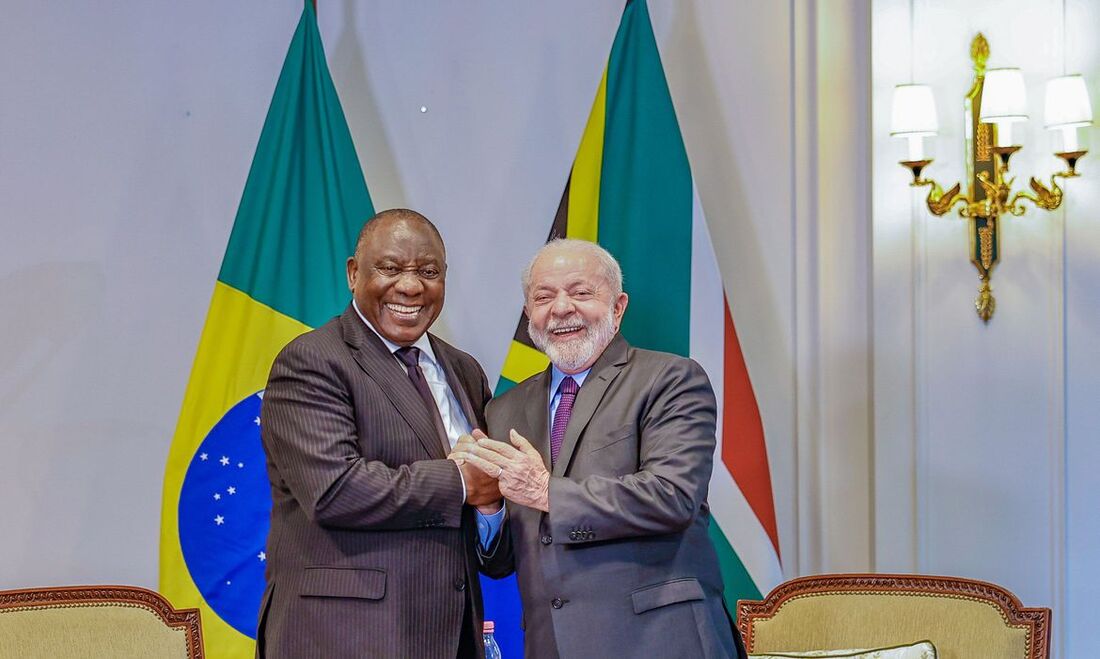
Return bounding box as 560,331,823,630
476,502,507,548
456,462,467,502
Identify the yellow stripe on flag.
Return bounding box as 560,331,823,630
500,340,550,385
566,65,607,243
159,282,310,655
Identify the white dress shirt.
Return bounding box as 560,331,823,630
352,301,503,545
353,301,472,446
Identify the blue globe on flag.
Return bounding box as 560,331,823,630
178,391,272,637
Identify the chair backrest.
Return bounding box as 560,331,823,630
737,574,1050,659
0,585,203,659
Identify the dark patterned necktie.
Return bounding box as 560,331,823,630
550,377,579,466
394,346,450,452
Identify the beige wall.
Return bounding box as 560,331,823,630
873,1,1100,656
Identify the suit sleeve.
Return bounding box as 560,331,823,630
547,358,717,544
262,339,465,531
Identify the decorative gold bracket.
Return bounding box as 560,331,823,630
898,33,1086,322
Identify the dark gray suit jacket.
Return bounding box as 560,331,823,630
482,334,743,659
258,305,492,658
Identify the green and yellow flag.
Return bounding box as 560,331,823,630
158,4,373,656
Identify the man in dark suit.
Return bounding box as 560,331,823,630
258,209,503,658
458,239,745,659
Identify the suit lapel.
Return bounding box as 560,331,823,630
524,368,553,468
552,334,630,477
430,335,481,432
340,308,448,460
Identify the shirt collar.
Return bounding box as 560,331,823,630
550,364,591,395
352,300,439,366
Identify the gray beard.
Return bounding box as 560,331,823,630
529,307,617,373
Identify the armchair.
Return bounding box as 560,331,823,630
736,574,1050,659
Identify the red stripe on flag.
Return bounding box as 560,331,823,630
721,298,781,559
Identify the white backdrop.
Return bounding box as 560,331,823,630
1,1,1096,656
0,0,800,587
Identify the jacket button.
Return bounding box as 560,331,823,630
454,578,466,592
551,598,563,609
541,535,553,545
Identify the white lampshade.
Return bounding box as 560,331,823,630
891,84,939,136
1044,74,1093,128
980,68,1028,123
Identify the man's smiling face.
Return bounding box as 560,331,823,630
346,216,446,346
525,245,627,373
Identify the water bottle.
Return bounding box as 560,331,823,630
483,620,502,659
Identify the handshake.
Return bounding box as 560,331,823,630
449,429,550,514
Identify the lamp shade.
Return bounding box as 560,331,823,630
980,68,1028,123
891,84,938,136
1044,74,1093,128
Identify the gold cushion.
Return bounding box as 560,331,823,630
750,592,1027,659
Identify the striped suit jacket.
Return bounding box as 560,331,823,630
258,304,492,658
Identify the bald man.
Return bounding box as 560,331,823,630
258,209,502,658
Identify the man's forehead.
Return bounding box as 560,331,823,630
531,252,604,287
366,220,444,257
374,217,437,241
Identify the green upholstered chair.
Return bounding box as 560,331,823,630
0,585,203,659
737,574,1051,659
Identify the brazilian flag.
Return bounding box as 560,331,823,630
158,4,373,656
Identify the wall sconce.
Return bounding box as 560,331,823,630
891,34,1093,322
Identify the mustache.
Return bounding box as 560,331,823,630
544,316,587,332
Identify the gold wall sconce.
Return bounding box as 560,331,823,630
890,34,1093,322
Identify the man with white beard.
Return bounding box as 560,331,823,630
457,239,744,658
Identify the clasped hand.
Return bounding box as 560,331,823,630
449,433,501,512
452,429,550,513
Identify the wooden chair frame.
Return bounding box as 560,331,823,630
736,573,1051,659
0,585,204,658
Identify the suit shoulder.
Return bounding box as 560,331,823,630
274,316,343,362
628,346,700,372
626,347,712,390
489,371,545,408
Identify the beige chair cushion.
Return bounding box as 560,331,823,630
0,586,202,659
0,605,190,659
750,592,1027,659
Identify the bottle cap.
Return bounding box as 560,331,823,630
483,621,495,633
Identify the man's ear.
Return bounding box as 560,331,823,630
346,256,358,291
612,292,628,329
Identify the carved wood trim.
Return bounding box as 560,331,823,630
0,585,204,659
736,573,1050,659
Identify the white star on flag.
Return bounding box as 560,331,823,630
220,456,230,466
214,515,225,526
213,493,221,501
227,486,236,495
254,417,261,426
199,453,208,461
237,462,244,468
258,551,266,562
